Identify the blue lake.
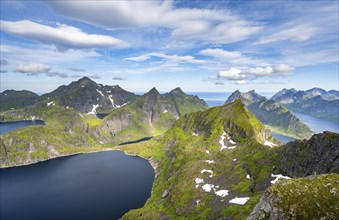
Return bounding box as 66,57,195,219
0,120,45,134
0,151,155,220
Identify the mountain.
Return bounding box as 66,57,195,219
0,90,39,112
121,100,278,219
225,90,266,105
39,77,136,113
225,90,314,139
92,87,208,144
271,88,339,122
119,102,339,219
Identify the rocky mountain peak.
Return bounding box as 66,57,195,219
170,87,184,95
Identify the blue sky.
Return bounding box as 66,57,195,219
0,0,338,93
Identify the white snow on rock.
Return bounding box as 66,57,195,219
47,101,55,106
219,131,237,151
96,89,104,97
205,160,215,164
4,93,7,96
205,150,210,155
201,169,213,177
246,174,250,179
219,132,227,151
163,109,168,113
195,178,204,188
81,85,85,88
229,197,250,205
108,95,115,107
264,140,277,147
202,184,214,192
271,174,291,184
215,190,229,197
88,104,99,114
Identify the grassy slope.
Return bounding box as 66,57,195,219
266,173,339,219
118,101,279,219
0,104,106,167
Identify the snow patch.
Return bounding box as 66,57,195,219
215,190,229,197
205,160,215,164
81,86,85,88
108,95,115,107
96,89,104,97
229,197,250,205
219,132,237,151
202,184,214,192
88,104,99,114
47,101,55,106
4,93,7,96
201,169,213,177
271,174,291,184
195,178,204,188
264,140,277,147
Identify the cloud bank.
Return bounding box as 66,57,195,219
0,20,129,51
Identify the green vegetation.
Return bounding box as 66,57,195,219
118,101,280,219
266,174,339,219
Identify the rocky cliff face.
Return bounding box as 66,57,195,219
0,90,39,112
40,77,136,113
225,90,313,139
276,132,339,177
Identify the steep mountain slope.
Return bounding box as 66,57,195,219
39,77,136,113
271,88,339,122
0,90,39,112
93,87,208,144
118,104,338,219
225,90,313,139
119,100,280,219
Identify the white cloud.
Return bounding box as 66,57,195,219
0,20,129,51
15,63,68,78
48,1,262,44
68,67,86,72
112,76,126,81
217,64,294,84
218,68,246,81
255,24,317,44
0,44,101,64
125,52,207,65
15,63,51,74
200,48,241,60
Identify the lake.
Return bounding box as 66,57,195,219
0,151,155,220
0,120,45,135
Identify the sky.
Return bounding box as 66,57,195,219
0,0,338,94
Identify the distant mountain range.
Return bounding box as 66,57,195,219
225,90,314,139
271,88,339,122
